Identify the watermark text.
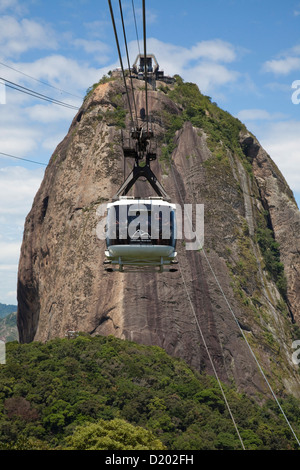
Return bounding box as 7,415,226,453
292,80,300,104
0,80,6,105
96,202,204,251
0,340,5,365
292,340,300,365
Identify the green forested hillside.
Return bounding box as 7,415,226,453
0,303,17,319
0,334,299,450
0,312,18,342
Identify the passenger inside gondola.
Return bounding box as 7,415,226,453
106,203,175,248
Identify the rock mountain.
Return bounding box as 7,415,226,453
17,75,300,399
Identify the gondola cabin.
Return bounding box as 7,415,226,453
105,197,177,272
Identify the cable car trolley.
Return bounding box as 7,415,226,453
105,2,178,272
105,197,178,272
104,127,178,273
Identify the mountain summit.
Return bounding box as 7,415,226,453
17,74,300,399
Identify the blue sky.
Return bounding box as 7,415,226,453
1,0,300,304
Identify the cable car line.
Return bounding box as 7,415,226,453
105,1,300,448
108,0,135,126
158,110,300,449
178,262,246,450
0,60,83,101
132,0,141,56
201,243,300,448
0,151,47,166
155,109,245,449
1,77,80,110
142,0,149,135
118,0,139,127
105,0,176,273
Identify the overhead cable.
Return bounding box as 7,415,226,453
142,0,149,134
178,262,246,449
157,107,245,449
118,0,138,127
0,151,47,166
160,110,300,448
1,77,80,110
132,0,141,56
108,0,135,125
0,61,83,100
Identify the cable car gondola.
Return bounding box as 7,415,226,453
105,197,177,272
104,127,178,273
106,1,178,272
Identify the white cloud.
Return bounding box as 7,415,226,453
42,133,66,153
185,62,239,94
73,38,110,63
14,54,107,95
258,120,300,193
0,241,20,263
131,38,240,95
0,16,57,58
129,6,157,25
0,166,44,218
237,109,288,121
263,56,300,75
0,0,26,15
0,166,44,303
190,39,237,63
0,116,40,156
25,102,77,123
263,43,300,75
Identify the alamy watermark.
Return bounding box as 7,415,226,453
291,80,300,104
292,340,300,365
0,339,6,365
0,79,6,105
96,202,204,251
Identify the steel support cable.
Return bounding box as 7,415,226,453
1,77,79,110
118,0,139,127
0,61,83,100
159,112,300,448
108,0,135,126
178,262,246,450
142,0,149,135
200,247,300,448
156,110,246,450
131,0,141,55
0,151,47,166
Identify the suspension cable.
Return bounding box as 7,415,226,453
161,112,300,449
118,0,138,127
178,261,246,449
155,109,245,448
132,0,141,56
142,0,149,134
0,151,47,166
201,246,300,448
0,60,83,100
1,77,79,110
108,0,135,126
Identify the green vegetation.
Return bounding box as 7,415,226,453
0,312,18,342
84,72,116,100
256,212,287,299
65,418,165,450
104,106,126,129
0,303,17,319
160,75,247,169
0,334,299,450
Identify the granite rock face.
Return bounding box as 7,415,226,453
17,77,300,398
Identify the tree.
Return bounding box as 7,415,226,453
64,418,166,450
